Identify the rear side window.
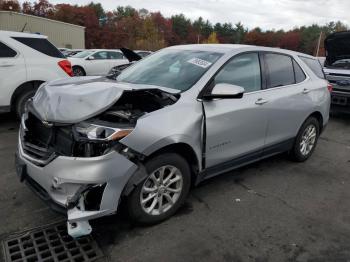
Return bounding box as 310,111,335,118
108,51,123,59
12,37,64,58
0,42,17,58
265,53,295,88
299,56,325,79
92,51,108,60
293,60,306,83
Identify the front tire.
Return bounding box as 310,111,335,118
127,153,191,225
290,117,320,162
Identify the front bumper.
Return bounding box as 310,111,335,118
16,134,138,236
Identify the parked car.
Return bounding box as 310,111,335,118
0,31,72,117
16,44,330,238
323,31,350,113
108,47,143,76
69,49,129,76
135,50,152,58
65,49,85,57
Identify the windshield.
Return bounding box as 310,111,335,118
117,49,222,91
72,50,95,58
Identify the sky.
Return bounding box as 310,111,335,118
35,0,350,30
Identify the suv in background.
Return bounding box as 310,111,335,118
0,31,72,117
323,31,350,113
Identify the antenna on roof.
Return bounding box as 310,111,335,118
21,23,27,32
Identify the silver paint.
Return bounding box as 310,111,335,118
17,44,331,237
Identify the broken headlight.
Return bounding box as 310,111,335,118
74,123,133,141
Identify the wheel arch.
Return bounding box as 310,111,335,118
307,111,324,132
72,65,86,75
145,143,200,178
122,142,200,196
10,80,44,111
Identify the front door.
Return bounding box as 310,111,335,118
107,51,129,71
203,52,268,168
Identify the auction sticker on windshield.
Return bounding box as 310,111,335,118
187,58,212,68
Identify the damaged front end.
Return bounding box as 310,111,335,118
16,79,179,238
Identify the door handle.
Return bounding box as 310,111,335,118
302,88,310,94
255,98,268,105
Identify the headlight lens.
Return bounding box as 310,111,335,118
75,123,133,141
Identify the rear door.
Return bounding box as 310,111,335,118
86,51,110,75
261,52,311,149
108,51,129,69
0,41,25,108
203,52,268,168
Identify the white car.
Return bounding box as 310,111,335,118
68,49,129,76
0,31,72,117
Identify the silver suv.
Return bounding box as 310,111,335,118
16,44,331,237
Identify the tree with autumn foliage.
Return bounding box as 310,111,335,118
0,0,20,11
0,1,348,54
203,32,219,43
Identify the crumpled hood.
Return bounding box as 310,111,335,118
32,76,179,124
325,31,350,65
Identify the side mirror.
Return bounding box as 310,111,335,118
204,83,245,99
86,56,95,61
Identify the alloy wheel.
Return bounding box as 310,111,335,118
299,124,317,156
140,165,183,216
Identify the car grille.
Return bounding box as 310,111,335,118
21,113,56,165
22,141,52,161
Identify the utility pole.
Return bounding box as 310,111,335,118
316,31,323,57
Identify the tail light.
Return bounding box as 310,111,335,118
58,60,73,76
327,82,333,92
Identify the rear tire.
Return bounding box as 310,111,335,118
290,117,320,162
127,153,191,225
72,66,86,76
14,89,36,119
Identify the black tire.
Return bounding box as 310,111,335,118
15,89,36,119
72,66,86,76
290,117,320,162
127,153,191,225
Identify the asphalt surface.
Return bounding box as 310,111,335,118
0,112,349,262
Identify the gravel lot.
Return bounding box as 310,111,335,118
0,113,349,262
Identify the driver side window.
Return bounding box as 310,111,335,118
214,52,261,93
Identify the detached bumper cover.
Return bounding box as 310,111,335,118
16,135,138,225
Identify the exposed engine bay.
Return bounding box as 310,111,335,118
91,89,178,125
22,89,179,162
